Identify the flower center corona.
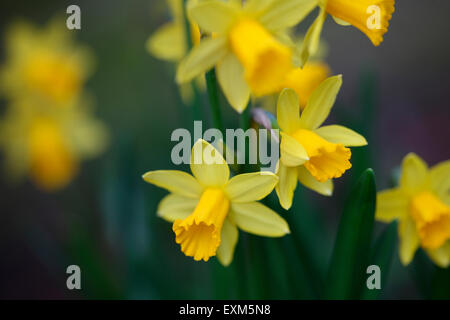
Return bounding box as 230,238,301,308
25,50,81,104
28,118,78,190
292,129,351,182
410,192,450,250
173,188,230,261
229,18,292,96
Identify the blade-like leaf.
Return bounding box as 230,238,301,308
361,221,398,300
324,168,376,299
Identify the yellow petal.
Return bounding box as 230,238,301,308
429,160,450,202
400,153,428,194
298,7,327,67
314,125,367,146
146,22,185,61
426,241,450,268
157,194,199,222
142,170,203,198
280,132,309,167
177,36,227,83
190,139,230,188
398,216,420,266
297,166,333,196
258,0,318,31
224,171,278,203
375,188,408,223
216,219,239,266
277,88,301,134
299,75,342,130
230,202,290,237
216,53,250,113
188,0,240,33
332,15,351,26
275,162,298,210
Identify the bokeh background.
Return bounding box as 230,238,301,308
0,0,449,299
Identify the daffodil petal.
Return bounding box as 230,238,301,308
298,166,333,196
298,7,327,67
426,241,450,268
299,75,342,130
225,172,278,203
142,170,203,198
157,194,198,222
314,125,367,147
275,162,298,210
216,218,239,266
230,202,290,237
258,0,318,32
429,160,450,201
376,188,408,223
277,88,301,134
190,139,230,188
176,36,227,83
332,15,351,26
280,132,309,167
400,153,428,193
188,0,239,34
146,22,185,61
216,53,250,113
398,216,420,266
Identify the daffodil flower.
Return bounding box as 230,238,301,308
376,153,450,268
176,0,318,113
0,19,93,106
298,0,395,65
142,139,290,265
0,99,108,191
275,75,367,210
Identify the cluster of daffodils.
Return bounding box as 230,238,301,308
144,0,407,266
0,19,108,191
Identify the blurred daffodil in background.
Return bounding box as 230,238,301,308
0,19,93,106
143,139,289,266
177,0,317,113
275,75,367,209
376,153,450,268
0,19,108,191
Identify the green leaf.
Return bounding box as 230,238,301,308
324,168,376,299
361,221,397,299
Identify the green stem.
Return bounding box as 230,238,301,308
205,69,224,133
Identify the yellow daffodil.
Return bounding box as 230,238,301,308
376,153,450,268
0,19,93,107
0,99,108,191
297,0,395,65
177,0,318,113
275,75,367,209
143,139,289,265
